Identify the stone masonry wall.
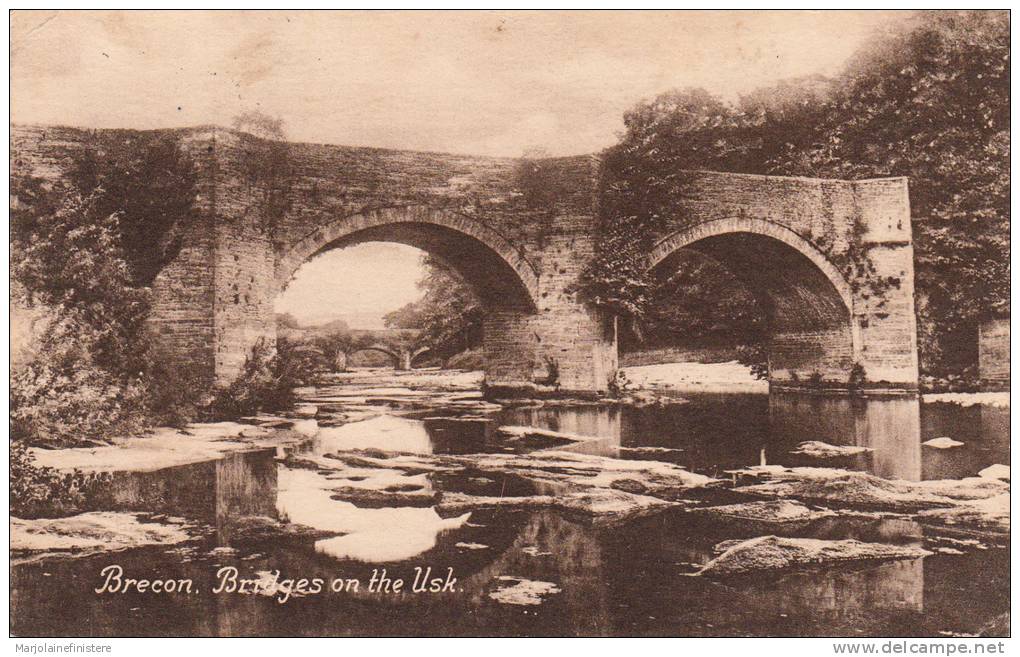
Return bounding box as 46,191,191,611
978,318,1010,389
651,171,918,389
11,124,919,393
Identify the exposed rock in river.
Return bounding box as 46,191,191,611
697,535,931,576
790,441,871,458
436,488,678,523
978,464,1010,481
496,425,598,448
329,486,438,508
918,494,1010,535
487,576,562,606
923,437,965,449
11,512,196,561
457,450,715,497
691,500,836,525
732,466,1008,512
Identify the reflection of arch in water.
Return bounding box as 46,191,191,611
769,393,921,480
456,510,611,635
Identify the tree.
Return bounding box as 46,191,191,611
10,186,151,445
232,110,286,140
313,331,358,371
275,312,303,330
576,87,767,341
787,11,1009,373
70,133,198,287
384,255,483,361
10,132,200,445
635,251,766,350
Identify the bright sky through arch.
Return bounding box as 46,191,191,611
276,243,426,328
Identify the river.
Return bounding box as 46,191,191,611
10,369,1010,637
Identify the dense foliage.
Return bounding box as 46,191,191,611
578,11,1008,377
10,131,199,446
384,255,484,362
10,440,112,518
210,338,305,418
627,250,766,351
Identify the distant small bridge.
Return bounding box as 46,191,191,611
338,342,431,371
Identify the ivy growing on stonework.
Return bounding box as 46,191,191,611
232,111,294,237
841,218,902,309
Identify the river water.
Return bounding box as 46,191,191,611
10,372,1010,637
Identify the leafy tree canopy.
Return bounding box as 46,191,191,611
384,255,483,361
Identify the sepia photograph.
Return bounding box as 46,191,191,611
7,8,1011,642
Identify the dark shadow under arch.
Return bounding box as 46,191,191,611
649,219,857,384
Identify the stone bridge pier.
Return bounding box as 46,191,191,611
12,125,919,396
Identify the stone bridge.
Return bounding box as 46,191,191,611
336,340,428,371
12,125,919,394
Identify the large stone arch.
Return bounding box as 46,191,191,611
648,217,859,387
277,206,540,311
649,217,854,310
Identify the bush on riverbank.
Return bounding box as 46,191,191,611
445,348,486,371
10,440,112,519
8,121,313,515
210,338,305,418
11,132,199,449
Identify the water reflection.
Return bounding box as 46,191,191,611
276,467,471,562
308,386,1006,484
14,490,1008,637
497,393,1007,482
101,449,278,543
315,415,433,454
9,389,1010,637
768,394,922,480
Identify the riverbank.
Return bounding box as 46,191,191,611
11,366,1010,637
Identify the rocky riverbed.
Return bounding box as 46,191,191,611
10,366,1010,637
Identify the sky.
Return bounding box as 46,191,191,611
11,10,913,327
276,243,424,329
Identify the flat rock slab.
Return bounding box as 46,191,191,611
436,489,678,524
690,500,836,524
11,512,196,560
732,466,1008,512
790,441,872,458
697,535,931,576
